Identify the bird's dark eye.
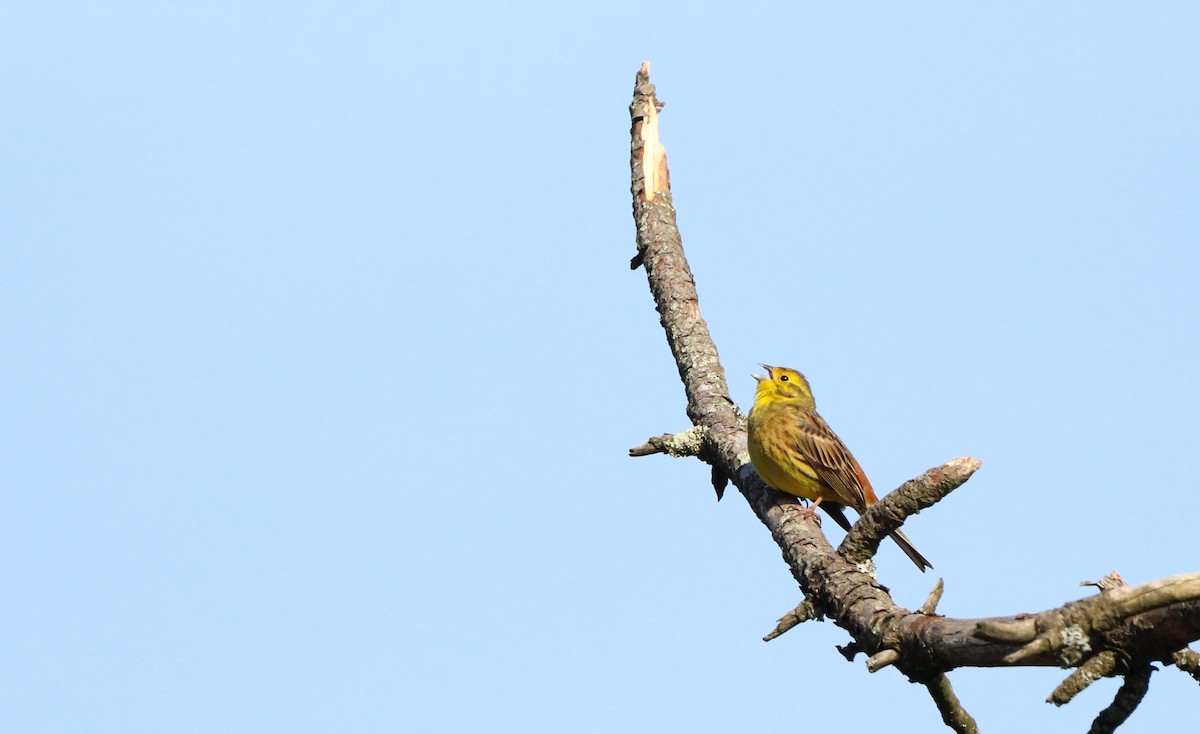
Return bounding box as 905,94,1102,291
779,374,789,382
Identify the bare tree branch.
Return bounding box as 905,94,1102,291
1088,665,1153,734
925,674,980,734
625,62,1200,731
1049,651,1121,706
839,458,980,566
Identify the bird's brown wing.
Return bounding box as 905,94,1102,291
781,405,931,571
782,404,875,512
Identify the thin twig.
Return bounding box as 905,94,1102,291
925,674,980,734
920,579,945,615
867,649,900,672
763,599,817,642
1048,651,1121,706
1082,571,1127,592
628,427,707,458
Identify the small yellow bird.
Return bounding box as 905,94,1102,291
747,365,932,571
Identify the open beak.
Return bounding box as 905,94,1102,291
753,364,773,382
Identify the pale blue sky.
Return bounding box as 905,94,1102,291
4,3,1198,732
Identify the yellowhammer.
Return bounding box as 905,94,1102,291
747,364,932,571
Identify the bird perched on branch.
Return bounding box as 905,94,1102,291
747,364,932,571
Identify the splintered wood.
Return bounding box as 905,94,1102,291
635,61,669,201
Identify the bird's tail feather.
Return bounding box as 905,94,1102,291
890,529,933,572
825,504,932,572
821,503,854,533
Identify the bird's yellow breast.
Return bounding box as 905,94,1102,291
747,403,822,500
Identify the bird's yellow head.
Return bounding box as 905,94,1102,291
753,364,816,409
